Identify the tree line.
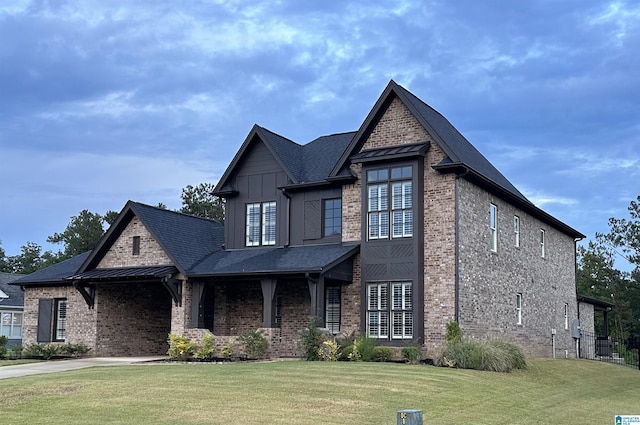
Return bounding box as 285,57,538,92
0,183,223,274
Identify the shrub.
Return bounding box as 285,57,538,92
318,340,340,361
238,328,269,359
353,335,376,362
6,344,22,359
401,346,421,364
439,339,526,372
59,343,91,357
0,335,7,358
22,343,60,360
193,333,216,361
299,317,324,361
445,321,463,343
372,346,394,362
221,338,237,361
167,333,196,361
339,344,354,361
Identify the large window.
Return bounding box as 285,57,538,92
367,282,413,340
54,298,67,341
325,286,341,334
0,311,22,338
489,204,498,252
367,166,413,241
323,198,342,237
246,201,276,246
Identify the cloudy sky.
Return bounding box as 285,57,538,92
0,0,638,268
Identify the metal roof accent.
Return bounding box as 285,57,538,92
67,265,178,281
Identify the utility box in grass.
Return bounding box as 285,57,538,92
397,409,423,425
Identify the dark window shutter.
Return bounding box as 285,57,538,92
304,200,321,240
37,298,53,343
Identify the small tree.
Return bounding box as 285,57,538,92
299,317,324,361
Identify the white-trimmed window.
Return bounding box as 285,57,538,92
514,215,520,247
490,204,498,252
367,281,413,340
540,229,545,258
564,303,569,330
367,166,413,240
54,299,68,341
245,202,276,246
0,311,22,338
325,286,341,334
516,293,523,325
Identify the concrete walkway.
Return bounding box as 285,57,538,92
0,357,165,380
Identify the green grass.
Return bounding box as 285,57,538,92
0,359,637,425
0,359,41,367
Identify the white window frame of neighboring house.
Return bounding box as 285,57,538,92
516,293,523,325
540,229,546,258
564,303,569,330
325,286,341,335
514,215,520,248
367,281,413,340
245,201,276,247
367,166,413,241
490,204,498,252
0,310,22,338
54,299,68,342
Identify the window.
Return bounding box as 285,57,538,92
325,286,341,334
367,282,413,340
54,299,68,341
323,198,342,237
516,293,522,325
132,236,140,255
540,229,545,258
513,216,520,247
564,303,569,330
489,204,498,252
0,311,22,338
367,166,413,240
246,201,276,246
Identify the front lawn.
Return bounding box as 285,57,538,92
0,359,637,425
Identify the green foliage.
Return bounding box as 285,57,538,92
58,343,91,357
401,346,421,364
220,338,237,361
317,340,340,361
372,346,394,362
439,339,527,372
180,183,225,223
299,316,324,361
353,335,376,362
238,328,269,359
193,333,216,361
167,334,196,361
47,209,113,259
445,321,463,343
0,335,7,358
21,343,91,360
5,345,23,359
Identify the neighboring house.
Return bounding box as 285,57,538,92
13,81,585,358
1,272,24,347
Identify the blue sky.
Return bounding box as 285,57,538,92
0,0,638,269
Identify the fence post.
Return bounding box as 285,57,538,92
397,409,423,425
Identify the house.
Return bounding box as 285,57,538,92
13,81,584,358
1,272,24,347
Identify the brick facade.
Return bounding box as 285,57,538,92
98,217,172,268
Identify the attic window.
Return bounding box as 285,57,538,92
132,236,141,255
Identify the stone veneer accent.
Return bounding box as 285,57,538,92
457,178,579,357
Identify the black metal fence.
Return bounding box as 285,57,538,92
578,330,640,370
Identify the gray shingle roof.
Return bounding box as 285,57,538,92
190,244,359,277
11,252,90,286
0,272,24,306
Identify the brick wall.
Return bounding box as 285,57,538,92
457,179,579,357
95,282,172,356
98,217,172,268
22,286,97,349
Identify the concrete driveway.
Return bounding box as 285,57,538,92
0,357,165,379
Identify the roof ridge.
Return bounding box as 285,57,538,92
130,201,223,225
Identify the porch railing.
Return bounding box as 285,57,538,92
578,330,640,370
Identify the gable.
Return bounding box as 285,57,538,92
97,217,172,268
360,96,430,152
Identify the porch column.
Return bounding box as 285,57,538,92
260,278,277,328
306,274,325,326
